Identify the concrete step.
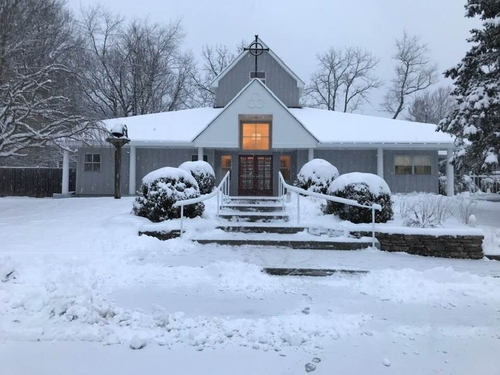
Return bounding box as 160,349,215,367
217,223,307,234
223,202,284,212
219,211,289,222
229,196,282,202
193,232,378,250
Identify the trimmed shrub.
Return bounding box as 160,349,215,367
179,161,216,195
133,167,204,222
324,172,393,223
295,158,339,194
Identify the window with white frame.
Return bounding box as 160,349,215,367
394,155,432,175
84,153,101,172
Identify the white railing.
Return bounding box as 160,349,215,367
278,172,382,248
467,174,500,195
173,171,230,237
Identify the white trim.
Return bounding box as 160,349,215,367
62,150,69,194
308,148,314,161
377,148,384,179
128,146,136,195
315,143,454,150
210,38,305,90
446,149,454,196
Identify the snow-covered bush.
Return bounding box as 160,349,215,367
295,158,339,194
133,167,204,222
399,193,451,228
324,172,393,223
179,160,216,195
451,196,477,225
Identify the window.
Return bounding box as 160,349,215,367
84,153,100,172
221,155,231,177
250,71,266,84
241,123,270,150
395,155,432,175
280,155,291,182
191,155,208,162
414,156,432,175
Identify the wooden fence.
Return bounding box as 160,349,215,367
0,168,76,198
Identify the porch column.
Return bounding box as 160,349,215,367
446,148,454,197
128,146,136,195
61,149,69,194
308,148,314,161
377,147,384,179
198,147,204,161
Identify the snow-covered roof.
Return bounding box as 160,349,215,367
102,108,222,146
289,108,455,147
100,104,454,149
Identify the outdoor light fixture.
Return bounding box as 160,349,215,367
106,124,130,199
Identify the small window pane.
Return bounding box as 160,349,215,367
84,153,101,172
395,155,412,175
414,156,432,175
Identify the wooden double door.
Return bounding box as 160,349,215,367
238,155,273,196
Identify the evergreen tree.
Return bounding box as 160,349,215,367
438,0,500,172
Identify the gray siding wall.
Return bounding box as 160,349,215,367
135,148,214,190
384,150,439,194
77,147,216,196
215,52,300,108
314,150,377,175
76,147,129,196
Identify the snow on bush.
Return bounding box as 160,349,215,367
295,159,339,194
133,167,204,222
399,193,451,228
451,196,478,225
324,172,393,223
179,160,216,195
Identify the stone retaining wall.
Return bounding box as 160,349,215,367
360,232,484,259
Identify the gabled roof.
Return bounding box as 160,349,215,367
210,37,305,90
193,78,318,144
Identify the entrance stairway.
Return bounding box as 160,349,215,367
193,196,378,250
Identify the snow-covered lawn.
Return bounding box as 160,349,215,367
1,196,499,374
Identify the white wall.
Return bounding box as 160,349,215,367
195,80,317,149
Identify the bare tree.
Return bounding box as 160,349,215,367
189,44,236,107
79,7,193,119
188,42,249,108
0,0,99,158
304,46,382,112
381,32,438,119
407,86,456,124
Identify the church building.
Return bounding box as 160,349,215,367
75,37,455,197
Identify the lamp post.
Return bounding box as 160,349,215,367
106,124,130,199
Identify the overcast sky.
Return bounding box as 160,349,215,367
67,0,480,117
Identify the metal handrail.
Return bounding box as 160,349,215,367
278,172,381,248
173,171,230,237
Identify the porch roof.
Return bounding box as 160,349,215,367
289,108,455,147
102,108,222,146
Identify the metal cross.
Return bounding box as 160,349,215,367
244,35,269,76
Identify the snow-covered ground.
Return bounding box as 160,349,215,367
1,195,499,374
